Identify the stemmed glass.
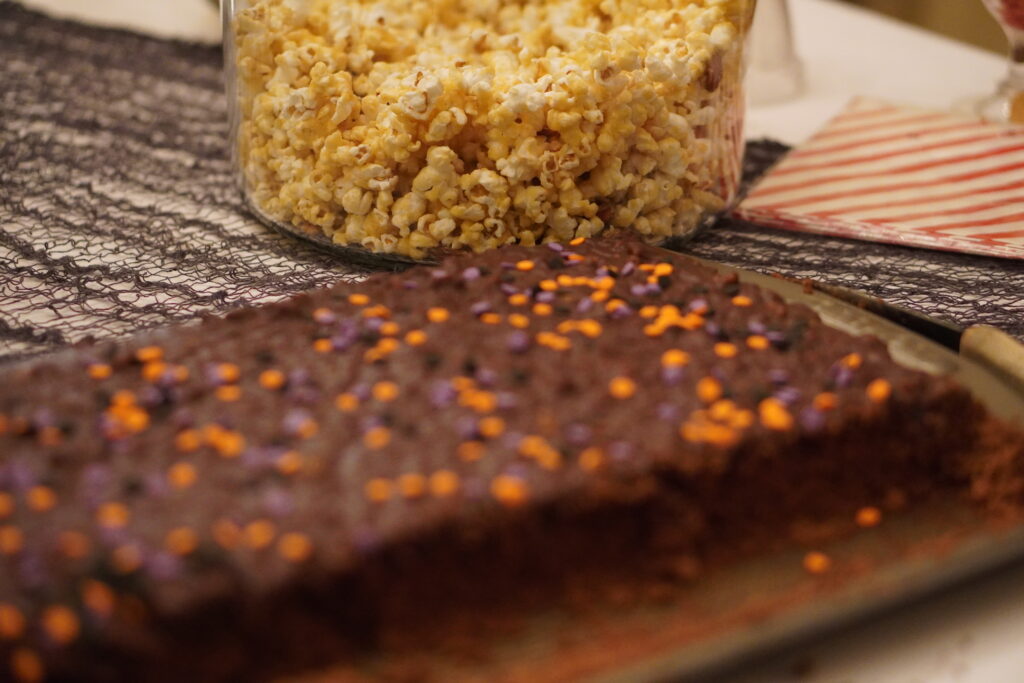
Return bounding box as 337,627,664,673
976,0,1024,123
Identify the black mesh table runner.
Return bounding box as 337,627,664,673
1,1,1022,363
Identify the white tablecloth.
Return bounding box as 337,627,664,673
13,1,1024,680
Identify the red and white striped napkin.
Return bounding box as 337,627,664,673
735,97,1024,259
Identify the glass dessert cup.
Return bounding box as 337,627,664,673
970,0,1024,124
224,0,754,265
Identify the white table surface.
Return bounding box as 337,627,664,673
13,1,1024,681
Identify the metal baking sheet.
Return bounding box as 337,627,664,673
286,251,1024,683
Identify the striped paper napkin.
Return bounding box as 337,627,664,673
735,97,1024,259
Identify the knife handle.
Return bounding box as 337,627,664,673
960,326,1024,393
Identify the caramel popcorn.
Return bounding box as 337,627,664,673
233,0,748,258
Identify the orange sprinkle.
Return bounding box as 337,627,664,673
0,525,22,555
37,426,62,447
867,378,892,404
174,429,201,453
508,293,529,307
813,392,838,412
96,502,129,529
746,335,770,350
57,531,90,559
479,416,506,439
363,427,391,450
81,580,115,618
714,342,739,359
480,312,503,325
275,450,303,476
111,390,136,408
608,376,637,400
348,293,370,306
696,377,723,403
0,493,12,520
26,486,56,513
278,532,313,563
457,441,486,462
427,307,450,323
173,366,190,383
731,295,753,307
539,279,558,291
41,605,80,645
365,478,393,503
708,399,739,422
362,304,391,319
593,276,616,291
576,319,603,338
0,604,25,640
803,551,832,575
313,338,333,353
759,398,794,431
141,361,168,383
165,527,198,556
491,475,529,507
11,648,44,683
211,519,241,549
215,385,242,402
856,506,883,528
565,253,585,263
515,260,535,271
661,349,691,368
398,473,427,498
651,263,673,278
135,346,163,363
87,363,113,380
209,428,245,458
379,321,401,337
536,331,571,350
605,299,627,312
372,381,400,402
508,313,530,329
111,544,141,574
569,237,586,246
215,363,240,383
557,274,576,287
578,447,605,471
639,306,659,319
259,369,286,390
405,329,428,346
429,470,460,497
841,353,863,369
243,520,276,550
335,392,360,412
532,303,553,316
590,290,610,303
462,390,497,414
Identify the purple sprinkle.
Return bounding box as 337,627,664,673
288,369,311,386
661,365,686,385
501,261,516,270
774,386,802,405
288,385,321,405
768,369,790,385
644,282,663,295
204,364,226,386
497,392,518,410
360,415,385,432
576,297,594,313
147,552,183,582
171,409,195,429
710,366,728,381
19,553,48,589
363,317,384,332
609,304,634,319
462,266,482,281
656,403,679,421
502,430,525,449
500,283,519,295
766,331,787,343
630,284,648,297
596,267,611,278
689,298,708,312
98,526,130,547
429,380,457,407
4,461,34,492
535,291,556,303
506,331,531,353
353,528,381,554
241,446,276,470
503,464,529,478
143,471,170,497
31,409,56,429
564,423,592,446
620,261,636,276
705,321,722,337
403,280,420,289
430,269,449,280
331,333,357,352
833,365,855,389
158,368,184,388
799,406,827,433
747,320,767,334
350,383,371,401
137,385,164,408
563,253,583,266
263,488,295,518
78,464,111,500
546,242,565,252
609,441,634,461
455,415,479,440
475,367,499,387
313,308,336,324
470,301,492,315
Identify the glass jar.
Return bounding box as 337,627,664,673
224,0,754,264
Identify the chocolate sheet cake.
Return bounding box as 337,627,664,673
0,237,1021,682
